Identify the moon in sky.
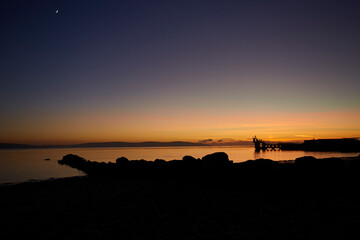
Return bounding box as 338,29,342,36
56,10,59,14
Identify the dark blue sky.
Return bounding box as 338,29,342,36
1,0,360,143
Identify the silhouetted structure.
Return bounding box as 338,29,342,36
253,136,281,151
253,136,360,152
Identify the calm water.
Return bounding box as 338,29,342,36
0,146,358,184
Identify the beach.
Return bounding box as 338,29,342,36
1,154,359,239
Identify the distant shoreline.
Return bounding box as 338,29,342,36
0,141,253,150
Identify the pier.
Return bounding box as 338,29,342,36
253,136,360,152
253,136,282,151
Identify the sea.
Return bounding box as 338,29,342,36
0,146,359,184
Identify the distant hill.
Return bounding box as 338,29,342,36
74,141,208,148
0,143,33,149
207,141,253,146
0,141,208,149
0,141,255,149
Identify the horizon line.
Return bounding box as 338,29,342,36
1,136,359,146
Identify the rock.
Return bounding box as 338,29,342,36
154,159,166,166
201,152,230,166
116,157,129,165
58,154,86,165
241,158,279,169
294,156,330,173
295,156,318,168
154,159,166,163
58,154,88,173
182,155,197,162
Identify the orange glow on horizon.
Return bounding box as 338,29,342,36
0,109,359,145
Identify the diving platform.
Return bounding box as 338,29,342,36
253,136,281,151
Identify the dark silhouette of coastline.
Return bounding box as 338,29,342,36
57,152,360,181
1,152,360,239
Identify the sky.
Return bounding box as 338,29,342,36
1,0,360,144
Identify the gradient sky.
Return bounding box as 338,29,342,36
1,0,360,144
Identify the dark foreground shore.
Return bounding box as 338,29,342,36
1,153,360,240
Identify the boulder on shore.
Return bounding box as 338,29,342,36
116,157,129,165
201,152,230,166
182,155,198,162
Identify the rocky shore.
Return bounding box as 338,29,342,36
1,152,360,239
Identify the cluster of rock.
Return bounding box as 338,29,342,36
58,152,232,175
58,152,360,179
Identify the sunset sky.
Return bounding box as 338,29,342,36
1,0,360,144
